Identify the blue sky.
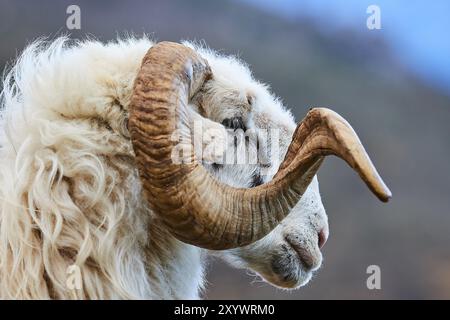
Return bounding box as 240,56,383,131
240,0,450,95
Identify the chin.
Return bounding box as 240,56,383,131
259,267,315,289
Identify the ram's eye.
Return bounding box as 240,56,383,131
222,117,246,131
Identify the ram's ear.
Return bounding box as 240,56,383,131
190,86,208,115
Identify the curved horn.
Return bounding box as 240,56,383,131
129,42,392,250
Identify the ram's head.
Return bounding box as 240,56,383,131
128,42,391,274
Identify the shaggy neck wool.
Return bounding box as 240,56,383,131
0,37,207,299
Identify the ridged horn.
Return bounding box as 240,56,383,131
128,42,392,250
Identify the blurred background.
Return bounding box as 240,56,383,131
1,0,449,299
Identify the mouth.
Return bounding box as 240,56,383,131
284,236,321,272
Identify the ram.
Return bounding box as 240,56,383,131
0,37,391,299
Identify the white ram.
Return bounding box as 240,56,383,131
0,37,390,299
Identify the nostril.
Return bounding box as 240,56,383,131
318,228,328,249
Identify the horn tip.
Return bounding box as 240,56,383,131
376,186,392,203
